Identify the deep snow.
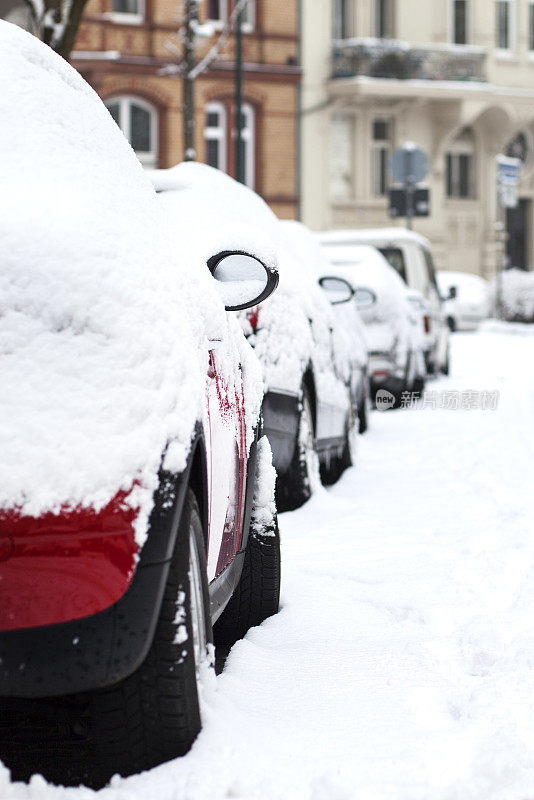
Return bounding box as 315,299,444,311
2,325,534,800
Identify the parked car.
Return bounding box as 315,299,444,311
149,164,357,510
0,22,280,789
437,270,489,331
280,220,371,436
318,227,450,375
318,243,426,407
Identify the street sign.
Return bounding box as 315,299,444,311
497,155,521,209
389,187,430,218
390,144,429,184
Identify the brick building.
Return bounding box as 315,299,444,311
67,0,301,219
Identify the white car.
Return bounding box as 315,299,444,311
318,227,449,375
318,243,426,407
149,164,356,510
437,270,489,331
281,220,370,436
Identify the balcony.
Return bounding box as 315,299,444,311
332,39,487,83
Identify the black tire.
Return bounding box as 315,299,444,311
213,520,281,648
84,489,212,788
441,345,451,375
358,377,370,434
276,386,319,512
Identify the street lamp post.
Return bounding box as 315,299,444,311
235,3,245,183
183,0,198,161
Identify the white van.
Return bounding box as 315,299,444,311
318,228,450,375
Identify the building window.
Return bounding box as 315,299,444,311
496,0,513,50
0,0,34,30
208,0,227,20
205,102,227,172
106,96,158,168
203,100,256,189
238,104,255,190
207,0,254,27
110,0,143,18
445,129,475,198
329,114,354,199
333,0,352,39
452,0,468,44
371,118,391,198
375,0,393,39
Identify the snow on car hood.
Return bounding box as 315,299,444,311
0,23,234,545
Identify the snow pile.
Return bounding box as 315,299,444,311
488,268,534,323
0,23,256,544
250,436,277,538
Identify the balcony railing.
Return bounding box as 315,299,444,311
332,38,487,83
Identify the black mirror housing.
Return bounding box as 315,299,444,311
207,250,279,312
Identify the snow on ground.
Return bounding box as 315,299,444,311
3,324,534,800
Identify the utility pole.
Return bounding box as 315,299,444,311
183,0,198,161
235,2,245,183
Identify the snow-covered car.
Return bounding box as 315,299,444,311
318,228,449,376
281,220,370,435
437,270,489,331
318,243,426,406
0,23,280,789
149,165,356,511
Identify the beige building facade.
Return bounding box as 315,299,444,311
301,0,534,276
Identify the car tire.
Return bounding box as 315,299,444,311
276,386,320,511
441,345,451,376
358,377,370,434
85,489,212,788
213,519,281,648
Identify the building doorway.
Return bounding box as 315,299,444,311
506,198,530,269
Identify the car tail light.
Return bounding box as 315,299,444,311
373,369,390,378
0,491,138,632
423,315,431,334
247,306,260,333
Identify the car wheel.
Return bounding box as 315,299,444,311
85,489,212,788
441,344,451,375
213,519,280,648
276,386,320,511
358,377,370,434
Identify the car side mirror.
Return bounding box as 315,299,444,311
448,285,458,300
318,276,354,305
207,251,279,312
352,287,377,309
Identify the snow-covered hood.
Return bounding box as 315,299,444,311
0,23,235,544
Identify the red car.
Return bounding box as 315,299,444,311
0,22,279,788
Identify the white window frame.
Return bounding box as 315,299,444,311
105,95,158,168
449,0,470,45
207,0,254,31
375,0,394,39
240,103,255,190
108,0,144,24
204,101,228,174
240,0,255,31
332,0,352,40
495,0,515,55
207,0,228,27
371,117,392,199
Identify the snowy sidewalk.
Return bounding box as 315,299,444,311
3,326,534,800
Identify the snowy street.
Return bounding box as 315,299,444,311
3,325,534,800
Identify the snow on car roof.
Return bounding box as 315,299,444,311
319,243,407,294
317,227,432,249
0,23,235,543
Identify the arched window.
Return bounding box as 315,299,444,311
105,96,158,168
203,100,256,190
